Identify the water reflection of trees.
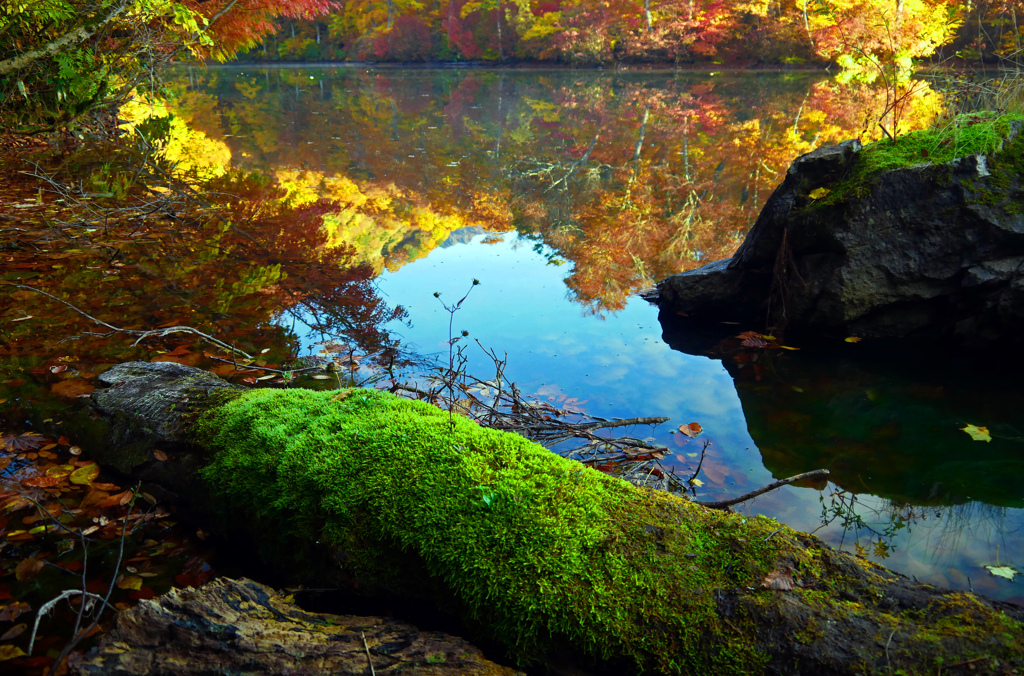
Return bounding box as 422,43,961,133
816,486,1024,591
164,67,944,314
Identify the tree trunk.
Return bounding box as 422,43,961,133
81,362,1024,676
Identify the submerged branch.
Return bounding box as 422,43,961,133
1,283,252,360
698,469,831,510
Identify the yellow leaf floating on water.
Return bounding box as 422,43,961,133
808,187,831,199
690,478,705,487
116,574,144,591
961,424,992,442
0,645,26,661
845,336,862,343
984,565,1018,580
70,462,100,485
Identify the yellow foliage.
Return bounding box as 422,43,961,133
119,95,230,182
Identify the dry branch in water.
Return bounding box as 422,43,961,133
1,283,253,361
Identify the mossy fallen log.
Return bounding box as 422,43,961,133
83,362,1024,675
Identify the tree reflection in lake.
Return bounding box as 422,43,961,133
131,66,1023,603
164,66,943,312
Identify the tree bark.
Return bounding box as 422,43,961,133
71,577,521,675
81,362,1024,676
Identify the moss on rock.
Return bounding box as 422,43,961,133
818,112,1024,206
192,387,1024,674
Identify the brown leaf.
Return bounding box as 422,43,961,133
1,432,47,452
153,449,168,462
15,557,44,582
22,475,63,488
678,422,703,437
0,623,26,641
0,601,30,622
762,569,794,591
51,379,94,399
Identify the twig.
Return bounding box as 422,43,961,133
28,590,117,656
697,469,831,510
361,631,376,676
688,439,710,485
1,283,252,360
46,495,137,675
885,626,896,672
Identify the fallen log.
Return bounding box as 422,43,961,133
81,362,1024,675
71,577,522,675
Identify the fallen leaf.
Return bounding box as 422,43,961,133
985,564,1018,581
690,478,705,487
70,463,100,485
0,623,26,641
332,390,353,402
844,336,862,343
1,432,47,452
0,496,32,514
961,424,991,442
49,365,67,374
45,465,75,478
0,602,30,622
153,449,168,462
15,557,44,582
762,568,795,590
241,377,257,385
0,645,25,661
310,374,330,380
808,187,830,199
678,422,703,437
51,379,94,398
68,446,82,456
116,574,144,591
22,476,63,488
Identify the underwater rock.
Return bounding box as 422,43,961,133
655,120,1024,347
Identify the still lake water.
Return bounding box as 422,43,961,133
155,65,1023,602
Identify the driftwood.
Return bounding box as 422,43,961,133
71,577,521,675
76,362,1024,676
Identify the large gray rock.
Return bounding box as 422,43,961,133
656,122,1024,346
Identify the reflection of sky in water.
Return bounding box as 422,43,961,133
291,223,1024,604
377,231,757,461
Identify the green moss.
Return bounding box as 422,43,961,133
817,112,1024,206
190,387,1024,674
192,388,787,672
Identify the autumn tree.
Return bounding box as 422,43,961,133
0,0,337,132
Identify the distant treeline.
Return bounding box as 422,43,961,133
228,0,1022,67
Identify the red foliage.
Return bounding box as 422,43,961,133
182,0,340,56
443,0,517,59
369,15,434,61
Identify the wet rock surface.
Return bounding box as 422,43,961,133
656,124,1024,347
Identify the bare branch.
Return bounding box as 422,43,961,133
698,469,831,510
